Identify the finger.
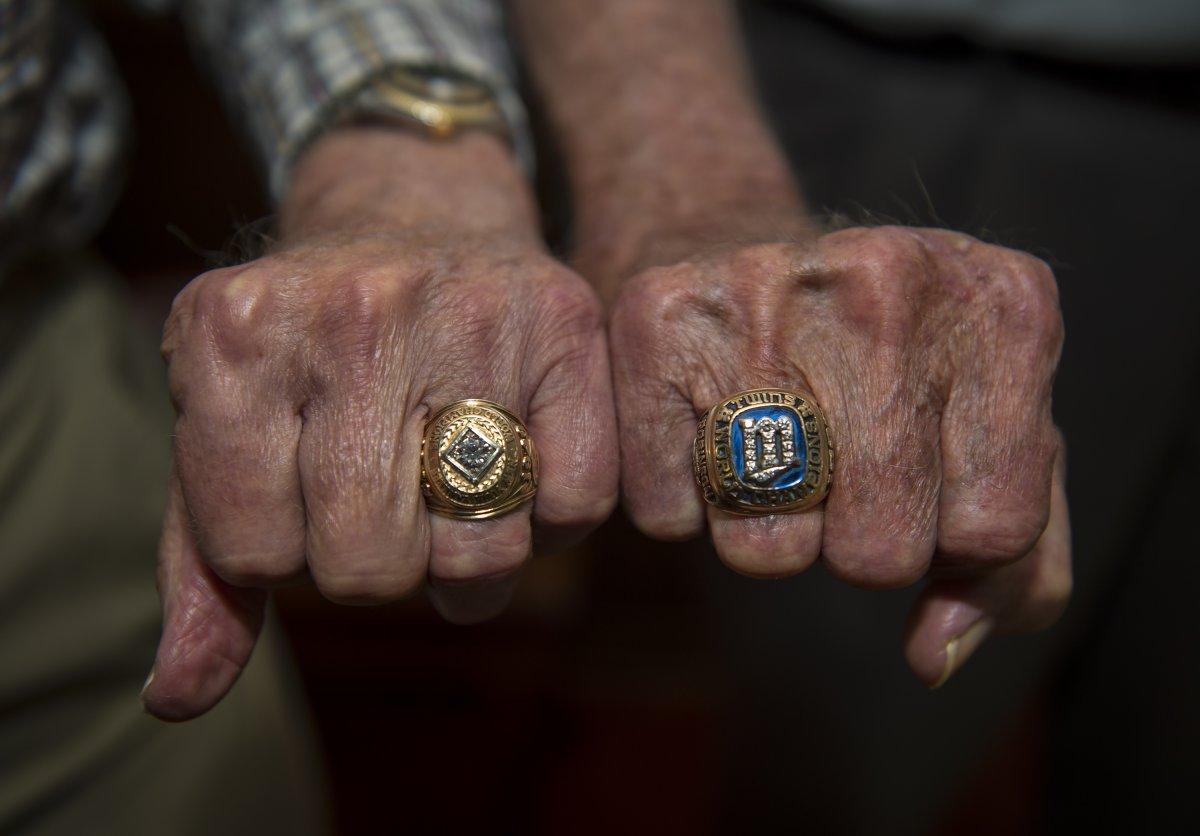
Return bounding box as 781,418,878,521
142,471,266,721
172,392,306,587
935,247,1063,567
298,385,431,604
608,277,707,540
422,268,610,622
431,307,617,623
168,267,307,587
709,509,823,578
799,230,944,588
422,367,537,623
526,324,619,550
818,374,942,589
700,367,823,578
615,383,701,540
426,510,531,625
905,444,1071,687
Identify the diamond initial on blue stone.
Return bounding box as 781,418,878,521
730,406,807,491
442,424,501,484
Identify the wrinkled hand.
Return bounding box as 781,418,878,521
142,134,617,720
608,226,1070,686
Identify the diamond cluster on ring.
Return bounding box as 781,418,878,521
442,424,501,483
730,406,807,491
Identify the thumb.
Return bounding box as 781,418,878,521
142,469,266,721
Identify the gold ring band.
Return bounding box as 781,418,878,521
694,388,834,516
421,399,538,520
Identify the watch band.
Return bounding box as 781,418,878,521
343,65,509,140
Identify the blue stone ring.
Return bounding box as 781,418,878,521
694,388,834,516
422,399,538,520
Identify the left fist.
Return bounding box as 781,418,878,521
608,225,1070,686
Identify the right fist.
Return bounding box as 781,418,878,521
144,231,617,720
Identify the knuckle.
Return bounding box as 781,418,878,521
983,258,1064,345
537,267,604,319
1026,288,1065,350
614,265,726,333
939,505,1048,566
718,550,805,579
429,522,532,584
191,266,276,360
823,534,933,589
1019,253,1058,297
1003,250,1057,292
830,228,927,341
536,274,605,338
317,272,402,360
838,226,929,279
714,521,818,579
202,547,301,588
526,275,608,381
313,562,424,605
624,496,706,543
629,513,704,543
609,267,738,388
536,484,617,533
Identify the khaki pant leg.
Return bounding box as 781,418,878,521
0,260,329,836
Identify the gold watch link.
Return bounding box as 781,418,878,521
345,65,509,141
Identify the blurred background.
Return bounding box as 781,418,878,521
11,0,1196,833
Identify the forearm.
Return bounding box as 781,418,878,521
511,0,811,288
280,127,541,248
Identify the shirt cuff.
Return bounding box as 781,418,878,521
182,1,532,203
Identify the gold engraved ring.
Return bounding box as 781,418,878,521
421,399,538,520
694,388,834,516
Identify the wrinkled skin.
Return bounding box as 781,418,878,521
608,226,1071,686
144,232,618,720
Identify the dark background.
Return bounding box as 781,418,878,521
93,2,1200,833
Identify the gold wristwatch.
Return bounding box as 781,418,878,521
341,66,508,140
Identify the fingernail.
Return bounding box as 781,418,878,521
931,619,993,689
140,668,156,700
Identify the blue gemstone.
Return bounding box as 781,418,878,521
729,406,807,490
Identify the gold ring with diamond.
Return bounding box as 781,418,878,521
694,388,834,516
421,399,538,520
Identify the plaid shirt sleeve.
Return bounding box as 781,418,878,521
174,0,530,201
0,1,128,270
